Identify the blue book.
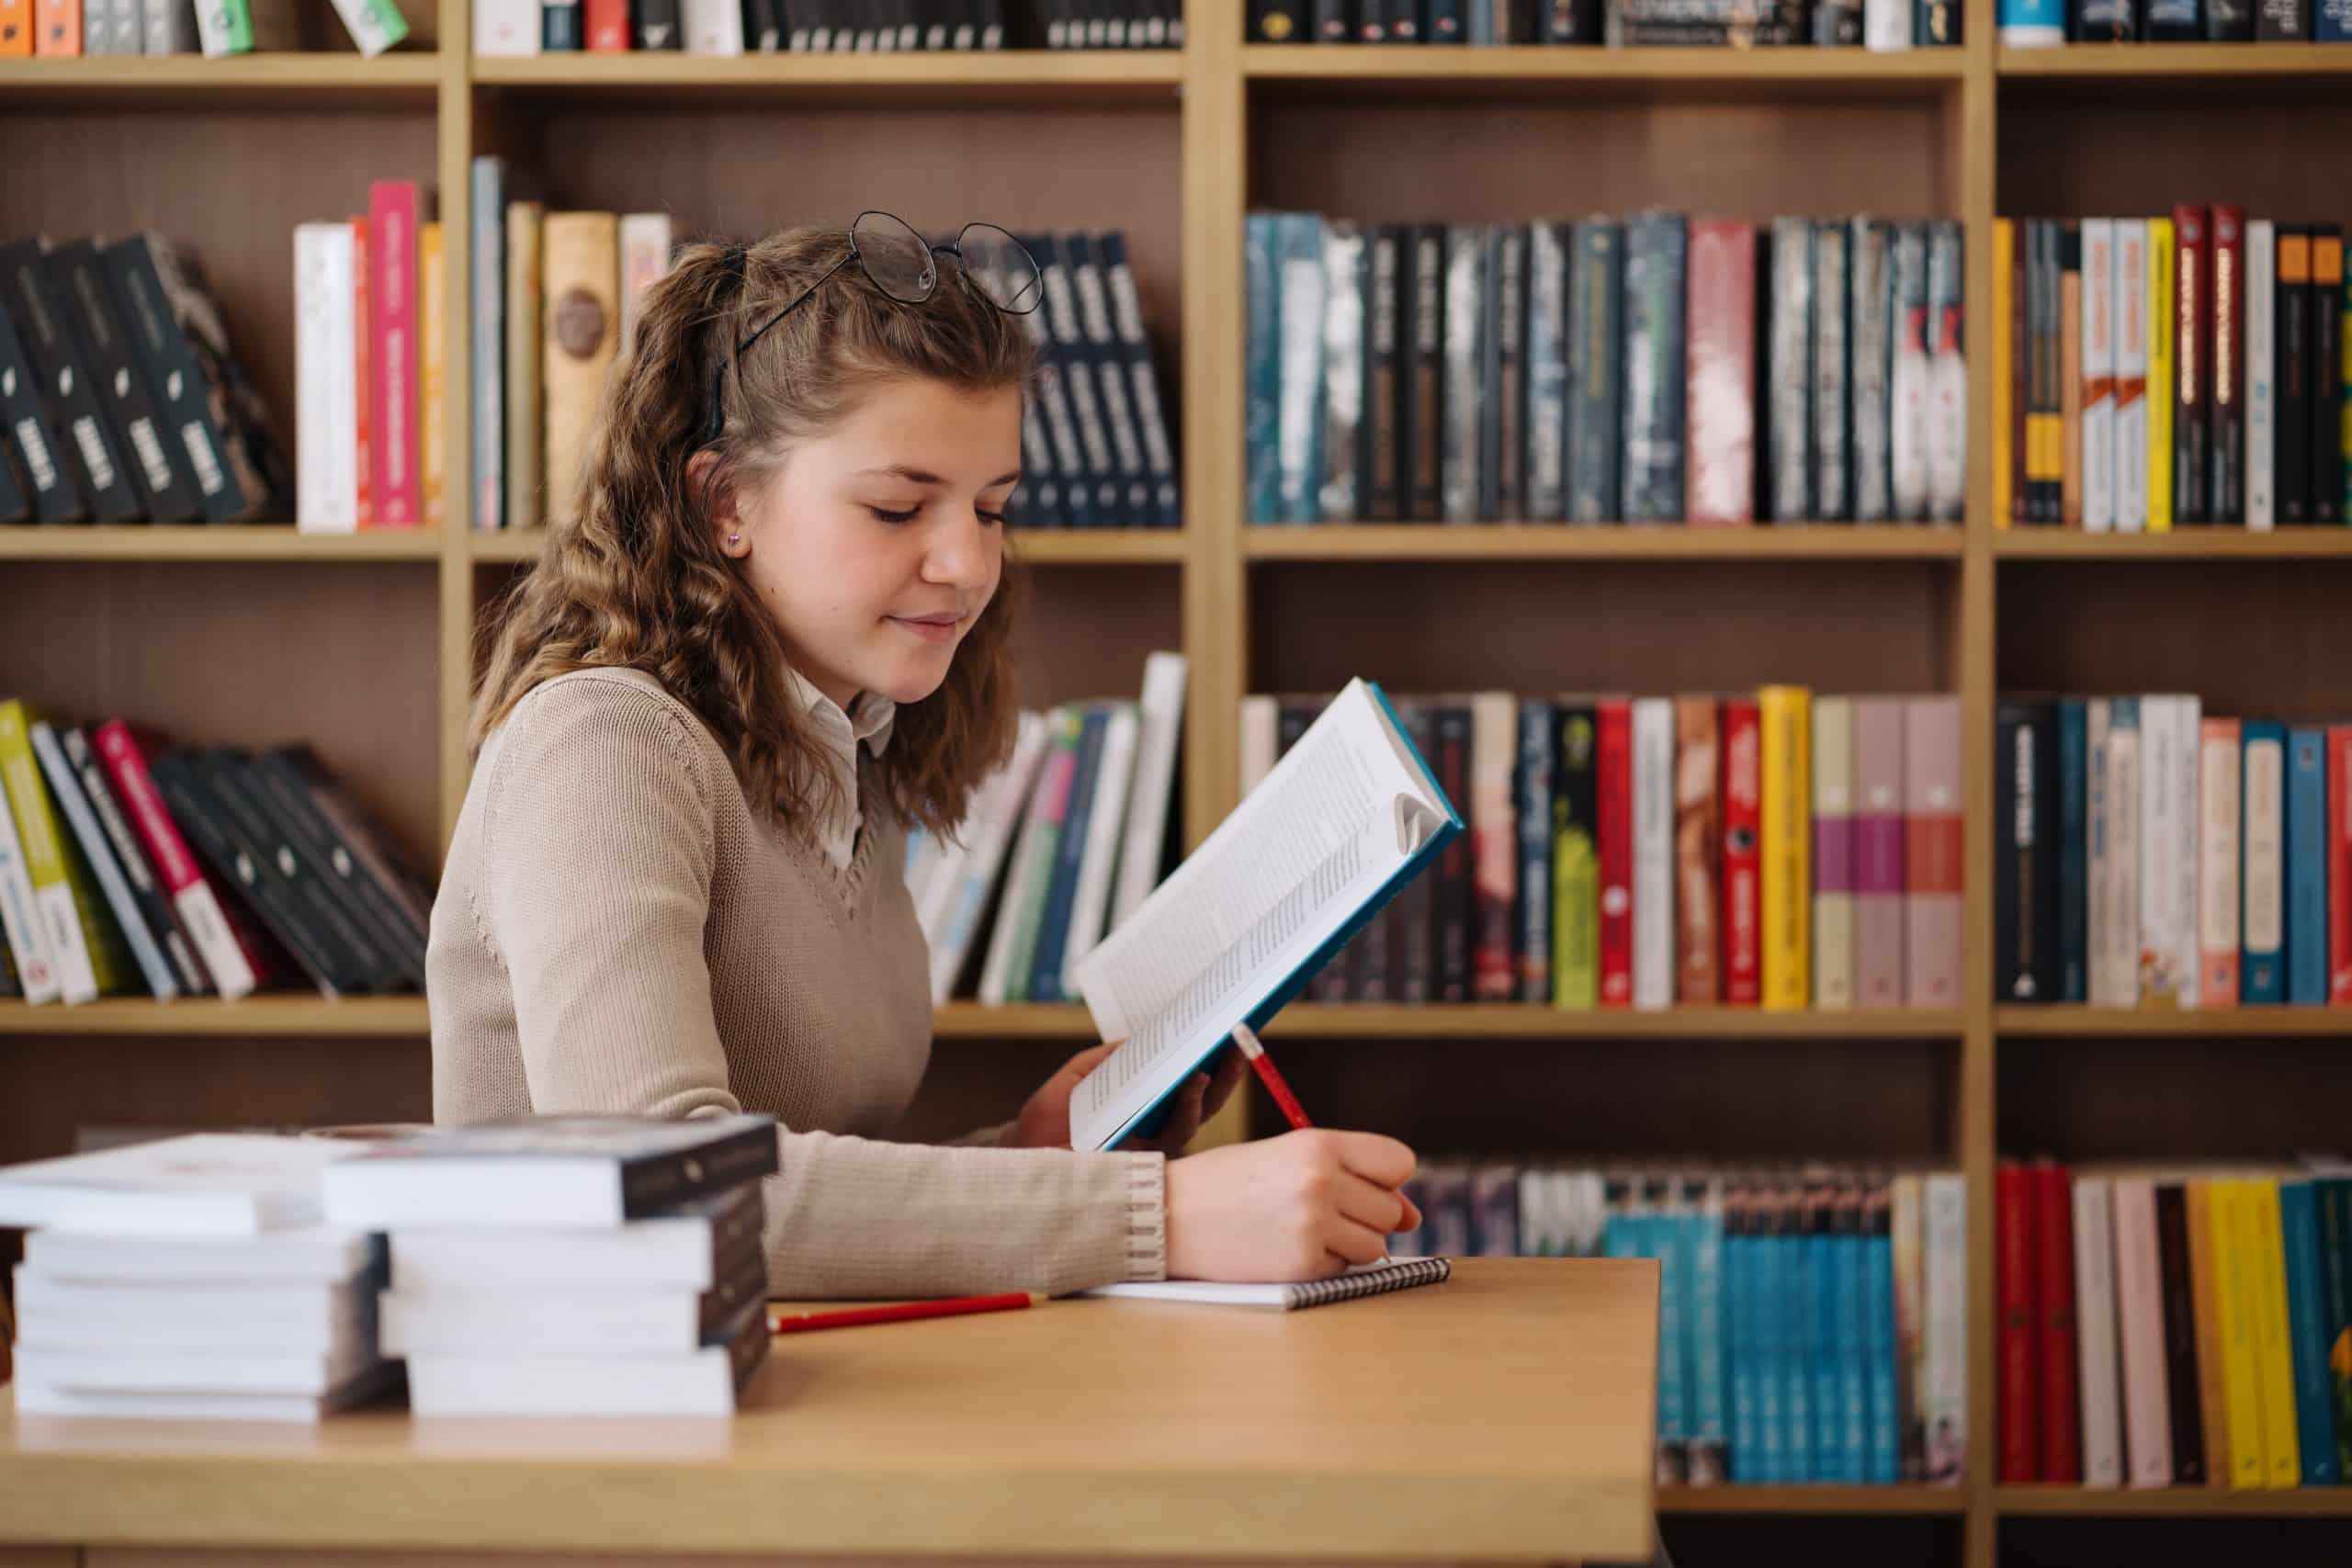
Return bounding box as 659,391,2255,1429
1748,1187,1782,1482
1275,213,1329,524
1026,707,1109,1003
1834,1184,1870,1483
1726,1186,1762,1481
2243,721,2289,1005
1689,1180,1730,1485
2324,0,2352,42
2059,699,2089,1002
1514,699,1555,1004
1243,213,1283,525
1807,1183,1840,1482
1780,1185,1814,1483
2286,728,2329,1006
2281,1181,2342,1484
1656,1179,1690,1481
1996,0,2065,39
1863,1182,1901,1484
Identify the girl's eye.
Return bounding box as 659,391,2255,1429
976,510,1008,527
867,505,920,525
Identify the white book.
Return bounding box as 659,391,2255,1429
1922,1172,1969,1485
1998,14,2062,42
1071,680,1460,1153
2111,1178,2174,1486
1810,695,1854,1011
2138,696,2188,1008
2115,222,2148,533
977,707,1074,1008
683,0,745,52
902,826,946,919
2099,701,2142,1008
29,721,176,999
1238,694,1277,797
2247,219,2277,531
911,830,969,951
0,779,61,1005
0,1134,348,1236
10,1367,391,1423
15,1269,374,1354
293,221,358,534
2072,1176,2125,1487
1632,697,1673,1012
1865,0,1912,48
382,1253,763,1357
25,1224,375,1284
324,0,406,54
927,713,1052,1005
2083,220,2117,533
390,1186,762,1293
17,1341,377,1396
2245,729,2285,992
617,212,675,362
1109,651,1188,933
472,0,540,53
1,731,98,1005
1061,702,1143,993
193,0,237,55
405,1304,768,1417
2199,720,2242,1005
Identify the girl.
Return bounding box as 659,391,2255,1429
429,215,1424,1299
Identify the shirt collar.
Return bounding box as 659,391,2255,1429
786,666,896,759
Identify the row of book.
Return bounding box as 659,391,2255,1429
1408,1159,1969,1485
1996,1160,2352,1489
0,1118,778,1419
1250,689,1963,1010
1998,0,2352,42
0,234,290,527
0,699,430,1006
908,653,1185,1005
293,179,446,533
475,0,1180,51
1995,211,2352,532
1245,212,1966,527
1250,0,1962,42
0,0,405,56
1996,699,2352,1009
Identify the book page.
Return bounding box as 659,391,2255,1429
1069,682,1449,1151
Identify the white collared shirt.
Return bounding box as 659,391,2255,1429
786,668,897,872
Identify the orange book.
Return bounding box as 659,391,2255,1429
1,0,37,53
419,220,447,529
352,217,375,528
32,0,75,53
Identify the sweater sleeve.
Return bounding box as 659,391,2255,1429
480,676,1168,1300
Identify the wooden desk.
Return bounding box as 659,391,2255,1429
0,1258,1657,1566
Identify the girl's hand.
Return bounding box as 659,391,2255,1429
1164,1130,1423,1281
1005,1042,1245,1153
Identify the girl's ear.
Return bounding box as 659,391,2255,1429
688,449,752,558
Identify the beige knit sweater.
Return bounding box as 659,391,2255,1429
427,668,1167,1299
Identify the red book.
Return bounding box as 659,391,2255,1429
352,217,374,528
2332,726,2352,1004
2172,205,2211,525
586,0,632,48
1719,697,1762,1005
1597,698,1634,1008
32,0,75,53
368,180,422,528
1684,218,1757,526
2034,1162,2082,1483
1997,1160,2041,1484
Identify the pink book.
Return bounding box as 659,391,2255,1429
2109,1177,2174,1488
1852,697,1906,1009
1902,695,1962,1008
368,179,422,528
1684,218,1757,526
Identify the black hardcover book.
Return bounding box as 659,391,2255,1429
1252,0,1302,36
144,750,357,997
0,239,141,523
1486,224,1527,523
1362,224,1404,522
1566,218,1623,523
1543,0,1599,35
2142,0,2198,40
1514,697,1555,1004
1099,233,1181,528
1313,0,1350,37
1814,0,1861,39
1995,700,2058,1003
1065,236,1152,526
44,241,202,524
1552,701,1598,1006
746,0,783,47
1016,234,1098,528
62,727,208,997
2312,226,2344,525
543,0,583,48
0,431,24,523
1917,0,1959,41
1386,701,1439,1004
1388,0,1420,38
2173,209,2209,525
1035,237,1122,523
1428,0,1464,38
2204,0,2254,35
1440,224,1486,525
1524,220,1570,523
126,235,294,519
1403,223,1446,523
2278,226,2311,525
1620,211,1687,525
978,0,1007,48
2154,1183,2209,1484
1435,704,1474,1002
1028,707,1108,1005
2256,0,2306,36
245,750,429,977
1814,218,1851,523
99,237,255,523
2073,0,2135,39
2211,207,2246,526
0,293,80,523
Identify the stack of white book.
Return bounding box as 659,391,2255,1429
0,1134,394,1422
322,1115,779,1418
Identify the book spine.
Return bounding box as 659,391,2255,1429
1362,224,1402,523
1069,237,1152,526
1904,694,1963,1008
540,211,620,529
2035,1163,2081,1483
2242,722,2286,1005
1489,225,1525,522
1674,695,1720,1005
2312,227,2345,524
1692,1180,1730,1485
1017,241,1092,529
0,773,58,1002
1103,236,1180,528
1685,217,1758,526
2319,1181,2352,1477
1621,211,1687,524
1396,704,1439,1003
2116,220,2149,532
2248,1179,2304,1485
28,723,175,998
474,0,540,50
2187,1180,2236,1484
987,710,1080,1005
1851,696,1905,1009
1994,216,2013,528
0,293,79,522
1806,1178,1838,1479
1515,697,1555,1003
1810,695,1854,1010
1892,1174,1926,1481
1759,685,1812,1010
1440,225,1484,525
2208,0,2256,33
2115,1178,2176,1486
1864,1180,1899,1483
1923,1173,1969,1483
1850,218,1894,523
2199,716,2244,1007
585,0,628,45
2211,206,2246,523
2075,1177,2125,1487
1039,241,1121,525
197,750,393,992
2141,697,2187,1006
469,158,505,532
2149,218,2177,530
103,237,250,521
2061,223,2084,527
2334,726,2352,1005
1272,216,1328,525
1057,703,1141,988
1927,220,1967,523
1525,222,1569,522
0,703,101,1003
2058,699,2088,1002
1632,696,1673,1011
2082,219,2117,533
1406,224,1444,522
1767,216,1814,525
1596,699,1634,1008
293,223,358,532
1029,708,1109,1004
350,217,373,525
1890,222,1932,521
1435,705,1474,1002
1472,693,1518,1001
2096,700,2142,1006
2279,228,2314,525
2287,728,2328,1005
47,242,198,522
503,201,543,532
2248,218,2276,530
1316,224,1364,527
1567,219,1623,523
0,240,140,521
2174,205,2211,524
418,220,446,529
1996,1161,2040,1483
1720,697,1763,1006
2279,1182,2341,1484
1815,220,1852,524
2217,1180,2270,1486
90,722,261,997
368,180,420,528
1552,704,1599,1010
2155,1182,2209,1484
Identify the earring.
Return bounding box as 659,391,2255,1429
727,533,741,546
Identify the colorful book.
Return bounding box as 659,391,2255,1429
1758,686,1811,1011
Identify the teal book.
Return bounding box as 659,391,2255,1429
1863,1179,1902,1483
2286,728,2328,1005
1688,1179,1730,1485
1024,706,1108,1005
2280,1181,2341,1483
1726,1183,1764,1480
2242,720,2288,1004
1244,213,1283,524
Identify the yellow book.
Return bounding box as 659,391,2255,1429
0,700,112,1004
1758,685,1810,1010
541,210,620,530
2185,1179,2234,1486
1553,707,1598,1010
419,220,447,530
2245,1177,2302,1486
2147,218,2175,533
1994,219,2013,529
2212,1180,2269,1485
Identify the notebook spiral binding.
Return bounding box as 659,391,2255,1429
1295,1256,1452,1307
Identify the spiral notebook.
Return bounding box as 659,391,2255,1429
1081,1257,1451,1311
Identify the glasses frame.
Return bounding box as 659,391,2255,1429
701,211,1042,448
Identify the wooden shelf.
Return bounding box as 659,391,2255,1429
933,1002,1098,1038
1996,1485,2352,1517
1244,44,1965,91
1659,1484,1964,1516
1270,1005,1963,1039
469,49,1182,102
1998,42,2352,80
1997,1006,2352,1037
0,996,428,1036
1246,524,1964,562
1996,529,2352,559
468,530,1188,566
0,527,443,562
0,51,444,102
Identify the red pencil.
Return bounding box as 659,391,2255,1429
768,1292,1041,1336
1230,1022,1313,1132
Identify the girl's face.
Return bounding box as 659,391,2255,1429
720,376,1022,710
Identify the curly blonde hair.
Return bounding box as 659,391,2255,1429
472,224,1034,841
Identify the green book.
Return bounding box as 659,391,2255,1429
1552,704,1599,1010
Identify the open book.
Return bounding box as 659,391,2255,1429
1069,679,1460,1153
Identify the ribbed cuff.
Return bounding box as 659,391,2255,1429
1123,1152,1168,1281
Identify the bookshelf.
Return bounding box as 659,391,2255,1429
4,5,2350,1563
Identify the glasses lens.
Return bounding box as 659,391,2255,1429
957,224,1043,315
853,211,936,303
